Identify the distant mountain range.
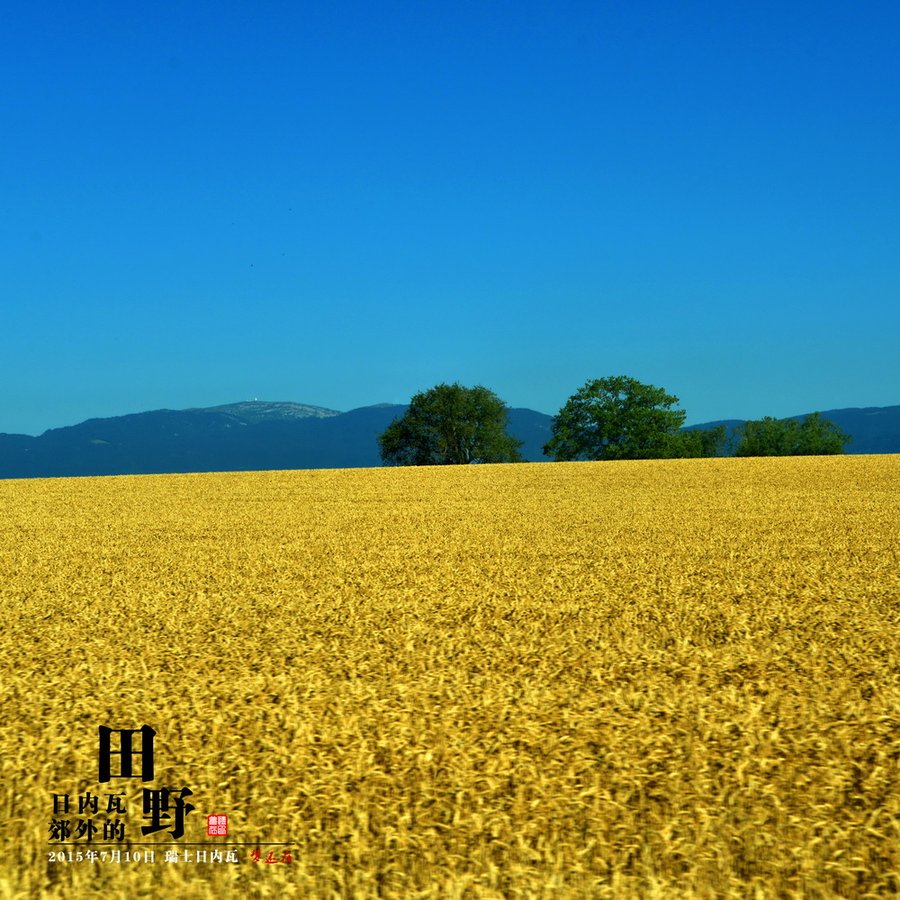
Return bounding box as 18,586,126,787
0,402,897,479
682,406,900,456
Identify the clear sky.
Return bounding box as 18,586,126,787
3,0,898,436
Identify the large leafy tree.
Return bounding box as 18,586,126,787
378,383,523,465
735,412,850,456
544,375,714,461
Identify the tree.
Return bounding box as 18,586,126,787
672,425,728,458
378,383,523,465
735,412,850,456
544,375,697,461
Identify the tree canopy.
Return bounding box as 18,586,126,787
378,383,523,466
544,375,722,461
735,413,850,456
675,424,729,458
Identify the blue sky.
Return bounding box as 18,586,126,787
3,0,898,436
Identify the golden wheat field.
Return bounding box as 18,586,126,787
1,456,898,899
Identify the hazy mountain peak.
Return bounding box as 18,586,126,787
191,400,343,423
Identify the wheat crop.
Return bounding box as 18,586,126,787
0,456,898,898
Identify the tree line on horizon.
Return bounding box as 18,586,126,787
377,377,851,466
